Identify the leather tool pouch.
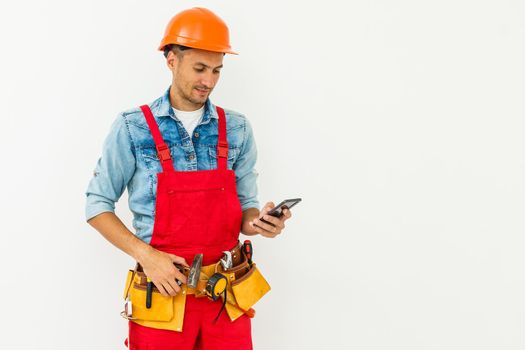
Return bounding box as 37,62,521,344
223,259,251,281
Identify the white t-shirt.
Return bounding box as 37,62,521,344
172,105,205,137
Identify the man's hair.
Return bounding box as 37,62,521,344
163,44,191,59
163,44,227,59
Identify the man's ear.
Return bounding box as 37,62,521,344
166,51,178,70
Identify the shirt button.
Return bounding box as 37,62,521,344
188,154,195,161
194,132,199,138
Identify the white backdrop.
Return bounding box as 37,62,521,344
1,0,524,349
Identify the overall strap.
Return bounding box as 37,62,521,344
216,106,228,170
140,105,175,173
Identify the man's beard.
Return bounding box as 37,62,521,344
180,85,208,105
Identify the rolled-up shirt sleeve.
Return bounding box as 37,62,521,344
233,117,260,211
85,114,136,221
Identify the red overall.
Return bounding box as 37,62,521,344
125,105,252,349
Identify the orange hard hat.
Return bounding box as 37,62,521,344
158,7,237,55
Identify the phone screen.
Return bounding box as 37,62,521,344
256,198,302,228
267,198,302,217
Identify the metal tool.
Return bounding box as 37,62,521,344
187,253,203,288
220,251,233,270
123,296,133,318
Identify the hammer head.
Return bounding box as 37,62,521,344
187,253,203,288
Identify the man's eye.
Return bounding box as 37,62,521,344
194,68,204,72
213,70,221,74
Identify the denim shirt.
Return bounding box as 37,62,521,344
84,87,259,244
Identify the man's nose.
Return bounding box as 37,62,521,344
200,73,216,89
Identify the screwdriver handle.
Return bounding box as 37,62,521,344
243,240,253,265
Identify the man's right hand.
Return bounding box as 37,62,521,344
138,246,189,297
86,212,189,296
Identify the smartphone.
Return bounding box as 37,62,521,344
259,198,302,226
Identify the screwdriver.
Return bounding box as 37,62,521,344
243,240,253,265
146,278,153,309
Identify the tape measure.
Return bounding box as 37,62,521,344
206,273,228,301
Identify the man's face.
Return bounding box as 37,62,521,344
168,48,224,108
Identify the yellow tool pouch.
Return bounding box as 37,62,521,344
217,261,271,320
121,254,271,330
231,263,270,311
129,272,174,321
121,267,187,332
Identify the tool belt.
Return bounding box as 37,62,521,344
121,242,271,332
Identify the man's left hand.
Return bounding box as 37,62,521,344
249,202,292,238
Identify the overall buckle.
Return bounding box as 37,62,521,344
156,143,172,162
217,141,228,158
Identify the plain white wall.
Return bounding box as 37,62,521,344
1,0,525,349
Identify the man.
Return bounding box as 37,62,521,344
85,7,292,350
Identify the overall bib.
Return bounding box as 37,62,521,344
126,104,252,350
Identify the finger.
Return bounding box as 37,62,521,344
253,218,280,234
251,219,279,235
253,222,280,238
249,220,261,232
173,268,188,285
169,254,189,267
282,208,292,219
250,220,266,234
261,202,275,215
261,214,284,229
153,281,169,297
163,280,180,296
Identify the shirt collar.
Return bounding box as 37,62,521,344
153,86,218,123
